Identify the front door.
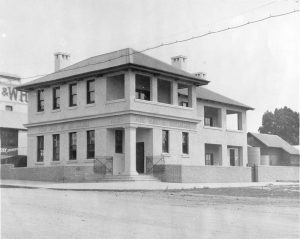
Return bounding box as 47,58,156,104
136,142,144,174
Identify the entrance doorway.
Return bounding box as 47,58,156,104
136,142,145,174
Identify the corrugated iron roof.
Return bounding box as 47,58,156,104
248,132,300,155
18,48,208,90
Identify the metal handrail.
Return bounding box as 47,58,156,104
146,155,165,174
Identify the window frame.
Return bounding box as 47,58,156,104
204,117,213,127
5,105,13,111
52,134,60,161
162,130,169,153
86,80,95,104
52,86,60,110
182,132,189,155
205,153,214,165
37,89,44,112
115,130,123,154
69,83,77,107
87,130,95,159
37,136,44,162
69,132,77,160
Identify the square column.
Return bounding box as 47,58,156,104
123,126,138,175
172,81,178,105
188,85,196,108
151,76,158,102
222,144,229,166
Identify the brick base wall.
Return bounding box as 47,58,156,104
254,165,300,182
1,164,107,182
153,165,252,183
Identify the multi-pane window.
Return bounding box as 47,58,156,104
53,87,60,110
135,74,150,101
115,130,123,153
37,89,44,112
204,117,213,127
162,130,169,153
37,136,44,162
69,132,77,160
182,132,189,154
87,130,95,158
205,153,214,165
53,134,60,161
69,83,77,107
87,80,95,104
5,105,13,111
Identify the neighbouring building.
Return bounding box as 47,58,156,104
16,48,254,182
0,73,28,166
248,132,300,166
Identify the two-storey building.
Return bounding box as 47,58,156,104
17,48,253,182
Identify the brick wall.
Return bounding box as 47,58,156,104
1,164,106,182
255,165,300,182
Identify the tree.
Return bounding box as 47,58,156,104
258,106,299,145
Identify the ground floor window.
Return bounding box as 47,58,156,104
69,132,77,160
162,130,169,153
87,130,95,158
205,153,214,165
37,136,44,162
115,130,123,153
53,134,60,161
182,132,189,154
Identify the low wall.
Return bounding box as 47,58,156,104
254,165,300,182
1,164,107,182
153,165,252,183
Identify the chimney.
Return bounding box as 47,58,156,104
171,55,187,71
194,72,207,80
54,52,70,71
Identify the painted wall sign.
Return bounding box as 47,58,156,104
1,86,28,103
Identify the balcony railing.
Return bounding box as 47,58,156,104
145,155,165,174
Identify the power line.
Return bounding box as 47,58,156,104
21,9,299,80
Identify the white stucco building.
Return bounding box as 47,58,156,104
0,73,28,164
17,49,254,182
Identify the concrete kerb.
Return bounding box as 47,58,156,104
0,180,298,192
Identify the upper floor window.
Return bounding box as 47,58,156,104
5,105,13,111
69,132,77,160
69,83,77,107
115,130,123,153
182,132,189,154
158,79,171,104
37,89,44,112
87,130,95,158
37,136,44,162
135,74,150,101
87,80,95,104
53,87,60,110
53,134,60,161
107,74,124,101
162,130,169,153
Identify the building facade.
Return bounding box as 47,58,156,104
0,73,28,165
18,49,253,180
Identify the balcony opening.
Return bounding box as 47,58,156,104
226,110,242,130
135,74,150,101
205,144,222,166
178,83,191,107
204,106,221,127
158,79,171,104
106,74,125,101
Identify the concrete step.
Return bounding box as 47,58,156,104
100,174,160,182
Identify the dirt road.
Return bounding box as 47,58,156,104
1,185,299,239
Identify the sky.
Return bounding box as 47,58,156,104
0,0,299,132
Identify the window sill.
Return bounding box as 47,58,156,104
68,106,78,110
67,160,78,164
51,109,61,113
35,162,44,166
203,126,223,131
36,111,45,115
134,99,194,110
106,99,126,104
85,103,96,108
162,153,171,157
51,161,60,165
181,154,190,158
226,129,244,133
